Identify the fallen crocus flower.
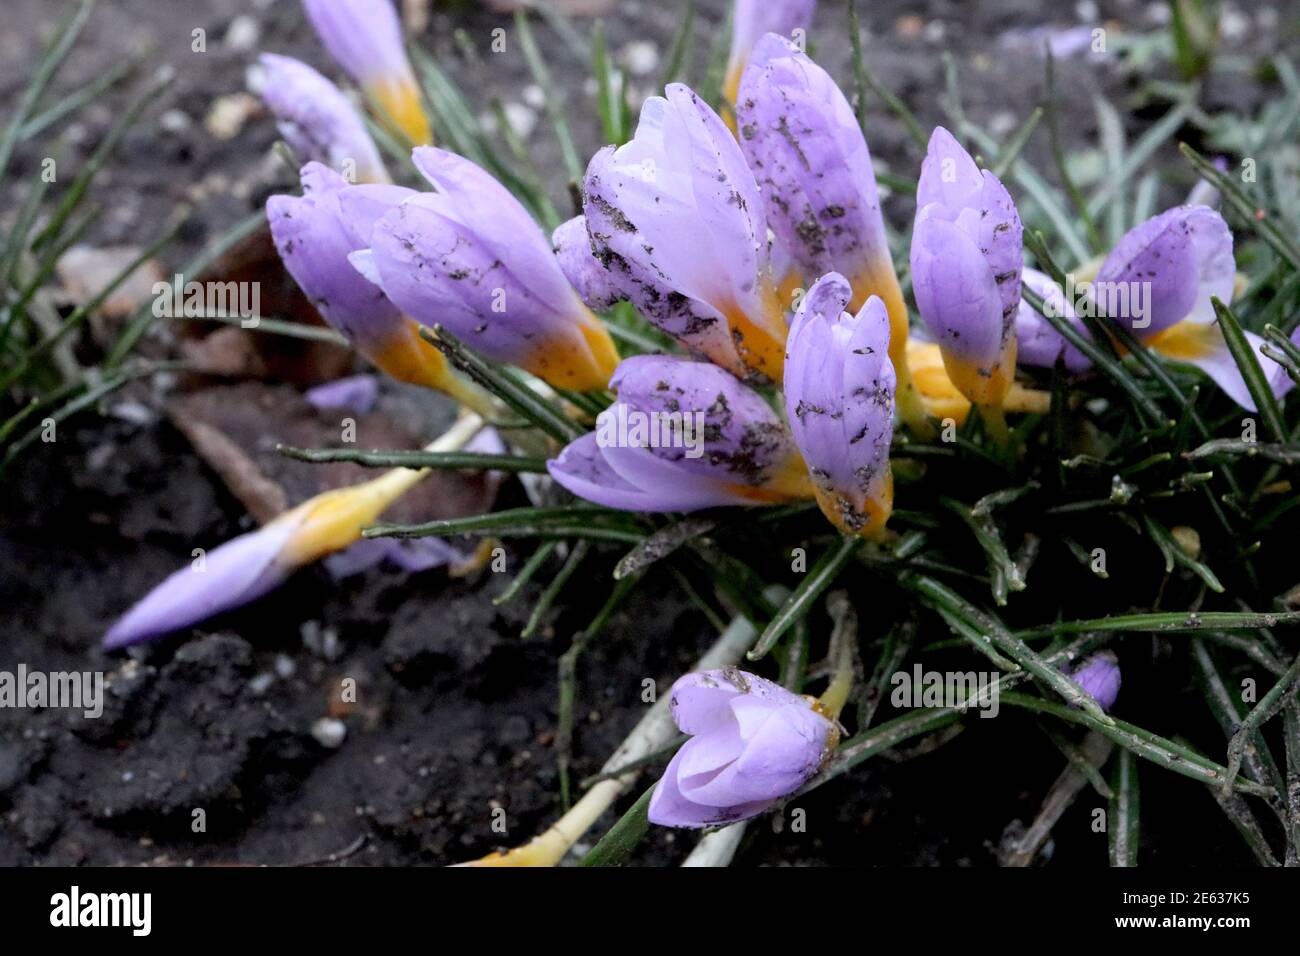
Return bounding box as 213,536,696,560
353,147,621,392
736,34,928,434
1016,205,1297,410
648,667,835,828
784,273,895,537
911,127,1023,416
551,215,621,311
547,354,811,511
268,162,489,413
302,0,432,146
104,415,484,649
583,84,787,381
253,53,389,185
723,0,817,108
1067,651,1121,713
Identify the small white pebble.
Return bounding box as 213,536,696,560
622,40,659,77
312,717,348,749
224,15,261,52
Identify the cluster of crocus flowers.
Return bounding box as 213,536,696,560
1014,204,1298,410
547,354,811,510
266,162,491,414
910,128,1024,438
302,0,432,146
648,667,836,828
784,273,896,538
351,147,621,392
254,54,389,185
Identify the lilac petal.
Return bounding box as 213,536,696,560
1151,323,1296,412
302,0,409,88
552,215,621,310
668,668,792,735
725,0,817,99
305,374,380,413
323,536,463,579
546,433,681,512
336,182,418,246
647,745,772,828
1069,651,1121,713
606,354,800,489
916,127,985,212
736,34,892,287
910,214,1005,370
103,516,300,649
267,163,407,359
680,697,828,805
581,87,778,376
1014,268,1094,372
675,721,745,780
598,440,761,510
1096,205,1235,337
254,54,387,184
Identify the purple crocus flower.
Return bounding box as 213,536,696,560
547,354,811,512
583,85,786,382
301,0,431,145
353,147,620,392
648,667,835,828
1011,268,1094,373
254,54,389,185
104,463,426,649
723,0,817,106
1067,651,1121,713
910,127,1023,409
552,215,621,311
305,373,381,414
1016,206,1295,410
784,273,895,538
268,162,462,393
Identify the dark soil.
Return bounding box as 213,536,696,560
1,0,1294,866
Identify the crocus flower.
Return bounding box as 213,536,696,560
552,215,621,311
736,34,927,431
1011,268,1094,374
784,273,895,538
353,148,621,392
648,667,835,828
1067,651,1121,713
253,54,388,185
1016,206,1295,410
583,85,787,382
547,354,811,512
911,127,1023,410
268,163,485,410
723,0,817,107
302,0,432,145
104,457,436,649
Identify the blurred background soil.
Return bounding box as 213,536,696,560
0,0,1294,865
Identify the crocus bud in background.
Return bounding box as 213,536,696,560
552,215,621,311
784,273,895,538
723,0,817,107
583,85,786,382
104,455,440,649
1013,268,1094,374
253,54,389,185
1067,651,1121,713
267,163,485,410
302,0,432,145
648,668,835,829
737,34,928,433
547,354,811,512
355,148,620,392
911,127,1023,412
